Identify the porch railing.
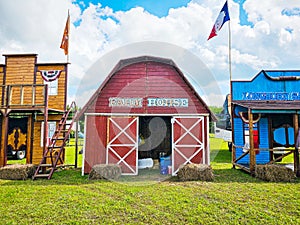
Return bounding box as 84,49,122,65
0,84,47,108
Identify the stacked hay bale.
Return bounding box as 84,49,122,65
177,163,214,181
0,164,36,180
255,164,296,182
89,164,122,180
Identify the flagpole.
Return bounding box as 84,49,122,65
67,9,70,63
228,19,232,93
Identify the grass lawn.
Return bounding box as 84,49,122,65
1,136,300,224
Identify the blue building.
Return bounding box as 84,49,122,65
231,70,300,176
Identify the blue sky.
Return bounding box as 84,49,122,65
76,0,251,25
0,0,299,106
78,0,191,17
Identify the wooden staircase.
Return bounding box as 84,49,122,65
32,101,77,180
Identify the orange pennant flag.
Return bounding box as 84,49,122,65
60,12,70,55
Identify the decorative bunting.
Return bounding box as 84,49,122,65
40,70,62,82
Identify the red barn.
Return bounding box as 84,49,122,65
78,56,215,175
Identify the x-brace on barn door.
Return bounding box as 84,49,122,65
172,116,205,175
106,117,138,175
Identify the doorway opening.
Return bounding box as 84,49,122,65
138,116,172,160
7,116,28,164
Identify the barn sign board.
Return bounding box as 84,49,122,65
109,97,143,108
147,98,188,107
108,97,189,108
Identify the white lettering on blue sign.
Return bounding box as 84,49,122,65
242,92,300,101
147,98,188,107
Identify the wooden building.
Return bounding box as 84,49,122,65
0,54,70,168
231,70,300,176
77,56,216,175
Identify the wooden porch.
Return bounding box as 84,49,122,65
232,108,300,177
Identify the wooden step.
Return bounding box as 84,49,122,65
55,137,67,140
33,174,50,179
55,130,69,133
48,146,63,149
39,164,53,167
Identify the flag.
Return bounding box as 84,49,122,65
60,12,70,55
207,1,230,40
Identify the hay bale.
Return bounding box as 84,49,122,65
0,164,36,180
177,163,214,181
255,164,296,182
89,164,122,180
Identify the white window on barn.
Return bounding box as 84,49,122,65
44,79,58,96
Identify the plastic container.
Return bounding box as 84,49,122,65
159,155,171,175
138,158,154,169
168,165,172,174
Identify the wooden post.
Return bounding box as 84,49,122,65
29,113,35,164
3,113,9,166
43,85,49,160
75,120,78,168
248,109,255,175
231,104,236,168
293,114,300,177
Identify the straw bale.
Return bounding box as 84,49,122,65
89,164,122,180
255,164,296,182
0,164,36,180
177,163,214,181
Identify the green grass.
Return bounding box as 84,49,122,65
0,137,300,224
64,138,83,167
7,138,83,167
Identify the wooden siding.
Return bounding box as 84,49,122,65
31,114,64,165
233,117,245,163
257,117,270,163
1,55,67,111
232,70,300,101
234,116,271,164
5,55,36,85
5,55,37,106
84,115,107,174
0,65,4,81
87,61,209,115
